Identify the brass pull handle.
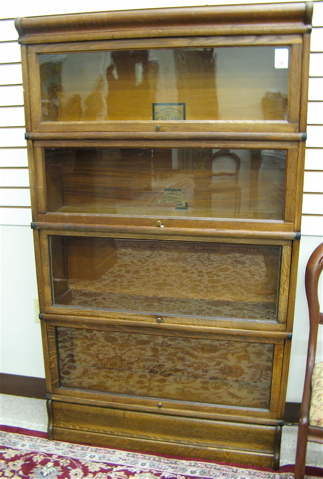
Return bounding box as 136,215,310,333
157,316,163,323
156,220,164,228
155,124,160,131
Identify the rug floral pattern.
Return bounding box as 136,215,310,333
0,430,301,479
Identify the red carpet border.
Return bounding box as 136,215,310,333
0,426,322,479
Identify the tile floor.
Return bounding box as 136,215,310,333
0,393,322,468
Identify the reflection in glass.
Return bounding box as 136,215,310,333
45,147,286,220
50,237,281,322
39,46,289,122
57,326,273,408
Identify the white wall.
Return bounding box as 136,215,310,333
0,225,42,377
0,0,322,402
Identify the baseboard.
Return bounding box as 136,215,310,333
0,373,46,399
284,402,300,425
0,373,301,423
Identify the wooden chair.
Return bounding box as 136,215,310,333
294,242,323,479
193,149,241,215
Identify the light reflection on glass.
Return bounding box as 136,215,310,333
39,46,289,122
45,147,286,220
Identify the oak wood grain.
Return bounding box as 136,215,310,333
18,2,312,468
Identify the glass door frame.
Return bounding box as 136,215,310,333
25,36,303,134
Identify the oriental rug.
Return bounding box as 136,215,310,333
0,426,322,479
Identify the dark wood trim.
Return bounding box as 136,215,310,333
284,402,301,425
0,373,46,400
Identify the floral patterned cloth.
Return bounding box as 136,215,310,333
310,361,323,428
57,327,273,409
0,430,301,479
59,240,280,322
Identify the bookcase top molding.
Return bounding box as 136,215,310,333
15,2,313,44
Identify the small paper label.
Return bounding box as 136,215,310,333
275,48,289,69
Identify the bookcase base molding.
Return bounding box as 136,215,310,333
48,400,282,468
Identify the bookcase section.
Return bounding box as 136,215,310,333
17,2,312,469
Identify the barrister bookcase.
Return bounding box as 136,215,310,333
16,2,312,468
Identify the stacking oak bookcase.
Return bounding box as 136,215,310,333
16,2,312,468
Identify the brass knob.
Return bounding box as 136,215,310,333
156,220,164,228
155,124,160,131
158,402,162,408
157,316,163,323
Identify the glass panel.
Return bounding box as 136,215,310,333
57,326,273,408
44,147,286,220
39,46,289,122
50,237,281,322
